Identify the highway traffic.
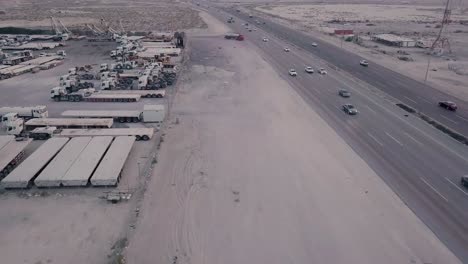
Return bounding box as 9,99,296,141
227,9,468,138
210,8,468,263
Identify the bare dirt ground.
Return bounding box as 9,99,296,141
124,11,460,264
0,0,206,31
246,2,468,101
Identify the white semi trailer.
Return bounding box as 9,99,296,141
56,128,154,141
100,89,165,98
50,87,141,102
61,105,165,123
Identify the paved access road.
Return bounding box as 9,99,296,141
226,8,468,138
206,7,468,263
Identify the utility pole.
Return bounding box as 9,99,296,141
425,0,451,85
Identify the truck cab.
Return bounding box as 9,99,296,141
68,67,77,75
57,50,67,57
100,63,109,72
1,113,24,136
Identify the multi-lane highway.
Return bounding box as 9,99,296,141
203,6,468,263
227,8,468,139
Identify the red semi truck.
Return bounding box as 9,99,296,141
225,33,244,41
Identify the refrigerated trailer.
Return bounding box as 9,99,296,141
0,138,32,178
1,138,69,188
56,128,154,141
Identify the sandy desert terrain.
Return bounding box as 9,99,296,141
0,0,206,31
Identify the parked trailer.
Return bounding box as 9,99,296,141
91,136,135,186
61,136,113,187
0,138,32,178
50,87,141,102
1,138,69,188
25,118,113,129
100,89,165,98
34,137,92,187
56,128,154,141
0,105,48,119
62,110,142,123
61,105,165,123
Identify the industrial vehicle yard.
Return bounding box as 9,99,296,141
0,0,467,264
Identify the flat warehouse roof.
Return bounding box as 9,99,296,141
34,137,92,187
62,110,141,118
0,139,32,171
1,138,69,188
61,136,113,187
374,34,414,43
25,118,113,128
91,136,135,186
0,135,15,150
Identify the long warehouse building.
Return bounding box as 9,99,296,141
1,138,69,188
34,137,92,187
61,136,113,187
91,136,135,186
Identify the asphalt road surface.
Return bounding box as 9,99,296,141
204,6,468,263
226,8,468,139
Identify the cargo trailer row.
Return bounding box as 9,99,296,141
1,136,137,188
50,87,141,102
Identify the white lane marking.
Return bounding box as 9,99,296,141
385,132,403,146
439,114,458,124
420,177,449,202
444,177,468,197
367,132,384,146
455,114,468,122
403,96,417,104
365,105,376,114
420,97,431,104
403,132,423,145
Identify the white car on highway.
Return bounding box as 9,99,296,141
284,47,290,52
312,42,318,47
318,68,327,75
263,38,269,42
305,66,314,73
289,69,297,76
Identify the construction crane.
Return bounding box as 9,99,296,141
119,19,126,35
430,0,452,54
58,19,71,34
50,17,62,35
50,17,68,41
